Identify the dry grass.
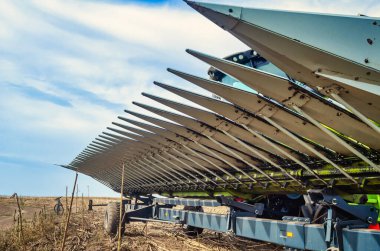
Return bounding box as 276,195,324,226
119,222,279,251
0,196,117,251
0,196,279,251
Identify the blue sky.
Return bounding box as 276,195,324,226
1,0,379,197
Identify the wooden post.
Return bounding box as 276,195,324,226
65,186,68,212
11,193,24,248
60,172,78,251
117,162,126,251
81,193,84,230
76,184,79,213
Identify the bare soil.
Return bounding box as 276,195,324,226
0,196,279,250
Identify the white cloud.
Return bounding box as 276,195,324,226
32,0,246,54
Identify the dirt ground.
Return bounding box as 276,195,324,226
0,196,279,250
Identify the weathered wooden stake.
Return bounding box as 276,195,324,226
11,193,24,247
117,162,126,251
60,172,78,251
76,183,79,213
65,186,68,213
81,193,84,230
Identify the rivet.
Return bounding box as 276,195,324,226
368,217,373,224
228,8,233,13
367,38,373,45
368,102,372,106
336,112,342,117
366,72,371,76
373,21,378,25
354,77,359,81
364,58,369,64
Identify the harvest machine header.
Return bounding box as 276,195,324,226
64,1,380,250
66,1,380,196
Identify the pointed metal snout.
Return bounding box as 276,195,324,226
185,1,380,86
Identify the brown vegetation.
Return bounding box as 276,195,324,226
0,196,278,251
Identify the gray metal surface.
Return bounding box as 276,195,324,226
167,68,351,154
154,198,221,207
235,217,380,251
186,49,380,150
185,1,380,122
129,200,380,251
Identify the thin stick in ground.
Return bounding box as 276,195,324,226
11,193,24,249
60,172,78,251
117,162,125,251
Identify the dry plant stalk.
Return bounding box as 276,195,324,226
10,193,24,249
1,197,277,251
60,172,78,251
117,162,126,251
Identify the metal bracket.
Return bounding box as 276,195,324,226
308,189,379,224
136,195,154,205
200,127,216,137
189,133,202,142
216,196,264,215
216,121,233,131
282,216,310,223
285,92,311,107
257,104,278,118
235,112,254,125
319,84,344,96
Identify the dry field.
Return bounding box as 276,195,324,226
0,196,278,251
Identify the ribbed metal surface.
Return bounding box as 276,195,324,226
65,1,380,196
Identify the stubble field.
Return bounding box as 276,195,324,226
0,196,278,250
